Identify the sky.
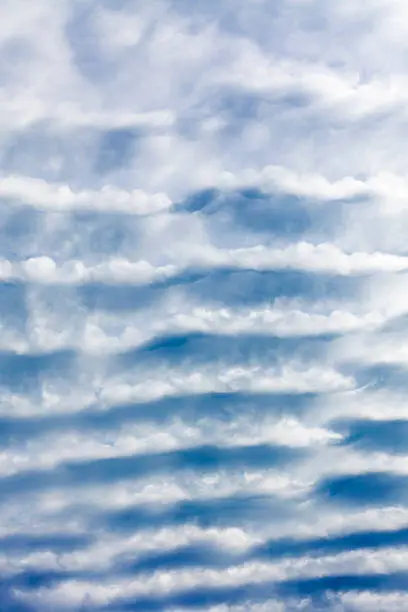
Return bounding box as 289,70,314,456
1,0,408,610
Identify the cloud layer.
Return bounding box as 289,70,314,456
1,0,408,611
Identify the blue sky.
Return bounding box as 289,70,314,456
1,0,408,610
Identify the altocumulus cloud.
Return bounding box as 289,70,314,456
1,0,408,611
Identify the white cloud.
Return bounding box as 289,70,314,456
0,416,340,478
0,358,353,419
0,175,172,213
0,296,390,356
14,546,408,609
3,242,408,287
0,255,176,285
341,592,408,612
99,363,354,406
318,389,408,423
3,0,408,608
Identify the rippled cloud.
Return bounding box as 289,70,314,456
1,1,408,611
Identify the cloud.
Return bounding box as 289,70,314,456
0,358,354,419
0,301,387,356
13,546,408,609
3,243,408,288
0,175,172,213
2,0,408,609
341,591,408,611
0,416,340,478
